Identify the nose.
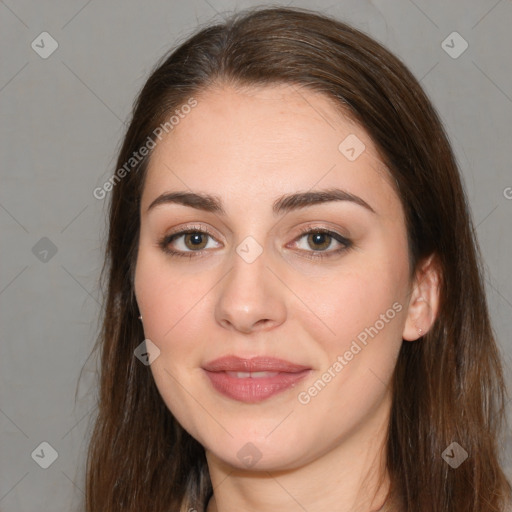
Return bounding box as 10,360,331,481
214,247,287,334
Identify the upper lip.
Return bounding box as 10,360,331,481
203,356,310,373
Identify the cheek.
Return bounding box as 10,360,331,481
134,249,212,431
293,258,407,354
135,248,211,342
293,266,406,427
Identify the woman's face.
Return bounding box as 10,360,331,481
135,83,414,471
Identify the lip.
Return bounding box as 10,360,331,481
202,356,311,403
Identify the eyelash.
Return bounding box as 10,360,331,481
157,225,352,260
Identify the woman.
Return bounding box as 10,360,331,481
86,7,512,512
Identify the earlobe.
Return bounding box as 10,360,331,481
402,254,441,342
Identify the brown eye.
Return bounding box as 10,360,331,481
158,228,222,257
291,228,352,260
306,232,333,251
183,232,208,250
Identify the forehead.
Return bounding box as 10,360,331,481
141,83,400,219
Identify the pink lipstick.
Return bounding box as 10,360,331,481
202,356,311,403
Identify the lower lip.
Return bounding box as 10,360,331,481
203,370,311,403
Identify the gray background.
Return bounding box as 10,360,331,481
1,0,511,510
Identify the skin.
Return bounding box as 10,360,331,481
134,83,439,512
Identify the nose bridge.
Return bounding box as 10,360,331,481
214,237,286,333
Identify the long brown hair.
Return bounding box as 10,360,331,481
86,7,511,511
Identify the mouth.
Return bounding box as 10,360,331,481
202,356,311,403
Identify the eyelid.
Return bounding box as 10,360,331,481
165,223,219,239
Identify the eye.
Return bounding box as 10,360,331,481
158,226,221,258
291,228,352,259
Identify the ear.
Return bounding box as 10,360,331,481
402,254,441,342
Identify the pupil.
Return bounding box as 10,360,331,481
309,233,330,250
186,233,206,249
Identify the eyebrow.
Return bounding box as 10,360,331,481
146,188,376,215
